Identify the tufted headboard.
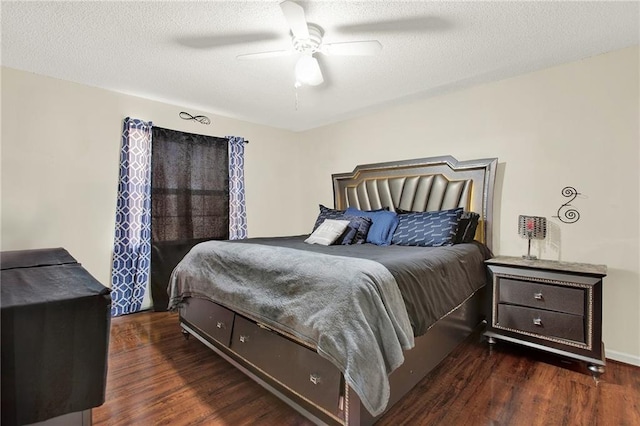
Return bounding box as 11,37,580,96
332,156,498,251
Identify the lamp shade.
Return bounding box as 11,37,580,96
518,215,547,240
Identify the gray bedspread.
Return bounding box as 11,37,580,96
231,236,490,336
168,240,415,417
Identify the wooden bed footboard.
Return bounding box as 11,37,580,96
178,286,486,426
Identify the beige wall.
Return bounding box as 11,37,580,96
299,46,640,364
1,67,303,309
2,46,638,364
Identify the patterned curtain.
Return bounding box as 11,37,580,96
227,136,247,239
110,126,246,316
111,118,153,316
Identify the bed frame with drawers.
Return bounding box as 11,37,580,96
178,156,498,425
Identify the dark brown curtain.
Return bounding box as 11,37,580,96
150,127,229,310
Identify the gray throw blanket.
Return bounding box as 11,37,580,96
168,240,415,417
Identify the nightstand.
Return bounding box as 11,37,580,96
485,256,607,377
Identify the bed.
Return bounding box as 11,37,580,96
168,155,497,425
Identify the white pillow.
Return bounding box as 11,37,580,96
304,219,351,246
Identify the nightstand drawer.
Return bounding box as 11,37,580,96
497,304,585,343
498,278,585,315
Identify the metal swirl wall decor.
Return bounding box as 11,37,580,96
179,111,211,125
553,186,581,224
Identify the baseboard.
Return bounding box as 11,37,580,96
606,349,640,367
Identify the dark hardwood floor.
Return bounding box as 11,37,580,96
93,311,640,425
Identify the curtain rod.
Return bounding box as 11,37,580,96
233,138,250,144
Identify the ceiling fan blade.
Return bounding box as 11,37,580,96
321,40,382,56
177,32,281,49
295,55,324,86
236,50,293,60
279,1,309,39
336,16,453,34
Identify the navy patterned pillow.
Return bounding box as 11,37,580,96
398,208,479,244
312,204,345,231
392,208,463,247
337,215,373,245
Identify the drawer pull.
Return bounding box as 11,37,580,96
239,335,249,343
533,292,544,300
309,374,321,385
216,321,225,329
533,318,543,326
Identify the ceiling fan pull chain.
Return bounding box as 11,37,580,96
294,80,302,110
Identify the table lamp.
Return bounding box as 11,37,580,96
518,215,547,260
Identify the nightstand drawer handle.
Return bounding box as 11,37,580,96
533,292,543,300
533,318,543,326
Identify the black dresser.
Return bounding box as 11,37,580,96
1,248,111,426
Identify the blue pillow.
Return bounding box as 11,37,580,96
337,215,373,245
312,204,345,231
392,208,463,247
345,207,399,246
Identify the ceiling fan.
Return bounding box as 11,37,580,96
237,1,382,87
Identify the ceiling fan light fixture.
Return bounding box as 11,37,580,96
237,1,380,88
292,24,323,55
295,55,323,86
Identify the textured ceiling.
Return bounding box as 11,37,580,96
2,1,638,132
